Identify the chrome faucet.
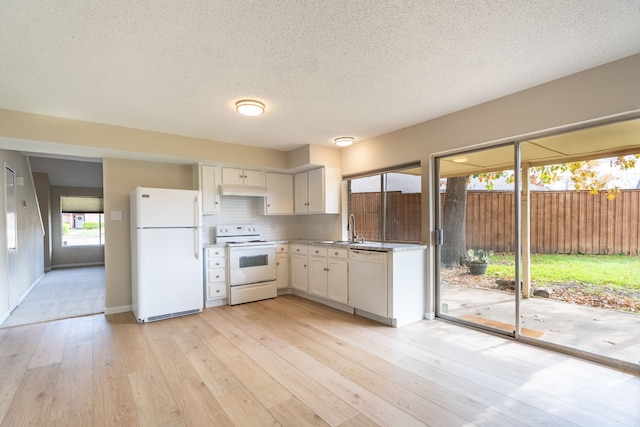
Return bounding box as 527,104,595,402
348,214,358,242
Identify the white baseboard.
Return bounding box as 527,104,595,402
52,262,105,269
17,273,45,305
205,299,227,308
289,289,354,314
104,305,132,315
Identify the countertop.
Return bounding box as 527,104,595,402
289,239,427,252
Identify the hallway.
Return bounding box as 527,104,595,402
1,266,104,328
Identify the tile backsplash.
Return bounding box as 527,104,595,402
201,195,343,245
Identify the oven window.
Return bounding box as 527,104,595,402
239,254,269,268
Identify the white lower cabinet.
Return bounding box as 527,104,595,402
288,242,425,327
205,245,227,306
308,246,329,297
309,246,348,303
327,250,348,304
290,245,309,292
276,244,289,289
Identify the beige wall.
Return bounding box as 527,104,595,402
0,109,290,170
102,158,194,312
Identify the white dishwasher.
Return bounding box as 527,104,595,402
348,248,388,317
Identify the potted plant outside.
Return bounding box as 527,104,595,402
464,249,494,275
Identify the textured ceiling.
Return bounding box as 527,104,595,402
1,1,640,154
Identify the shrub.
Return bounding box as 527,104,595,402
83,222,99,230
62,222,70,234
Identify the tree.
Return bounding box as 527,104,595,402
440,154,638,267
441,176,468,267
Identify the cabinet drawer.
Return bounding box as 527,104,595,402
328,248,348,259
206,246,225,258
207,282,226,299
276,243,288,253
207,268,226,283
291,244,308,255
207,258,225,269
309,246,327,257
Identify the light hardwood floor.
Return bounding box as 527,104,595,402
0,294,638,426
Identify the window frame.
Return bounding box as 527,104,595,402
345,162,421,244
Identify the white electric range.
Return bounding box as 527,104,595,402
215,225,277,305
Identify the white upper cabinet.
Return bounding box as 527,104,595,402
222,167,265,187
264,172,294,215
199,164,221,214
294,167,340,214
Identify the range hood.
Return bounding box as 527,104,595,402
219,184,267,197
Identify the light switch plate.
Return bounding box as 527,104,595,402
111,210,123,221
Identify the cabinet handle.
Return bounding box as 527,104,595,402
276,262,280,266
324,267,329,271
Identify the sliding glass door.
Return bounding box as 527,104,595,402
435,118,640,371
436,144,519,337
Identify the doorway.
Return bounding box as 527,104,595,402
435,118,640,371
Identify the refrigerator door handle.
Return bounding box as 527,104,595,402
194,228,200,260
194,195,200,227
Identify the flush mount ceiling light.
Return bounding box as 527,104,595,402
452,157,468,163
235,99,265,116
334,136,354,147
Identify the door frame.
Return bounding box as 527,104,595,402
433,142,521,338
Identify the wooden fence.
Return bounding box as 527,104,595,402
350,192,421,242
352,189,640,254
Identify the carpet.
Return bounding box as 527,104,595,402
1,266,105,328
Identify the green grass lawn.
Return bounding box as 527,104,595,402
489,253,640,291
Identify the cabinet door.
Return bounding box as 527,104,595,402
265,173,294,214
276,253,289,289
201,165,220,214
308,256,328,297
221,167,244,185
327,259,348,304
290,254,308,292
294,172,309,213
307,168,325,213
243,169,265,187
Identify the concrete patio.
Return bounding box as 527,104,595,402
441,282,640,369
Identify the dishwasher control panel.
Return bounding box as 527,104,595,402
349,249,387,262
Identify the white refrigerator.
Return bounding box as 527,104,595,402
130,186,203,323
